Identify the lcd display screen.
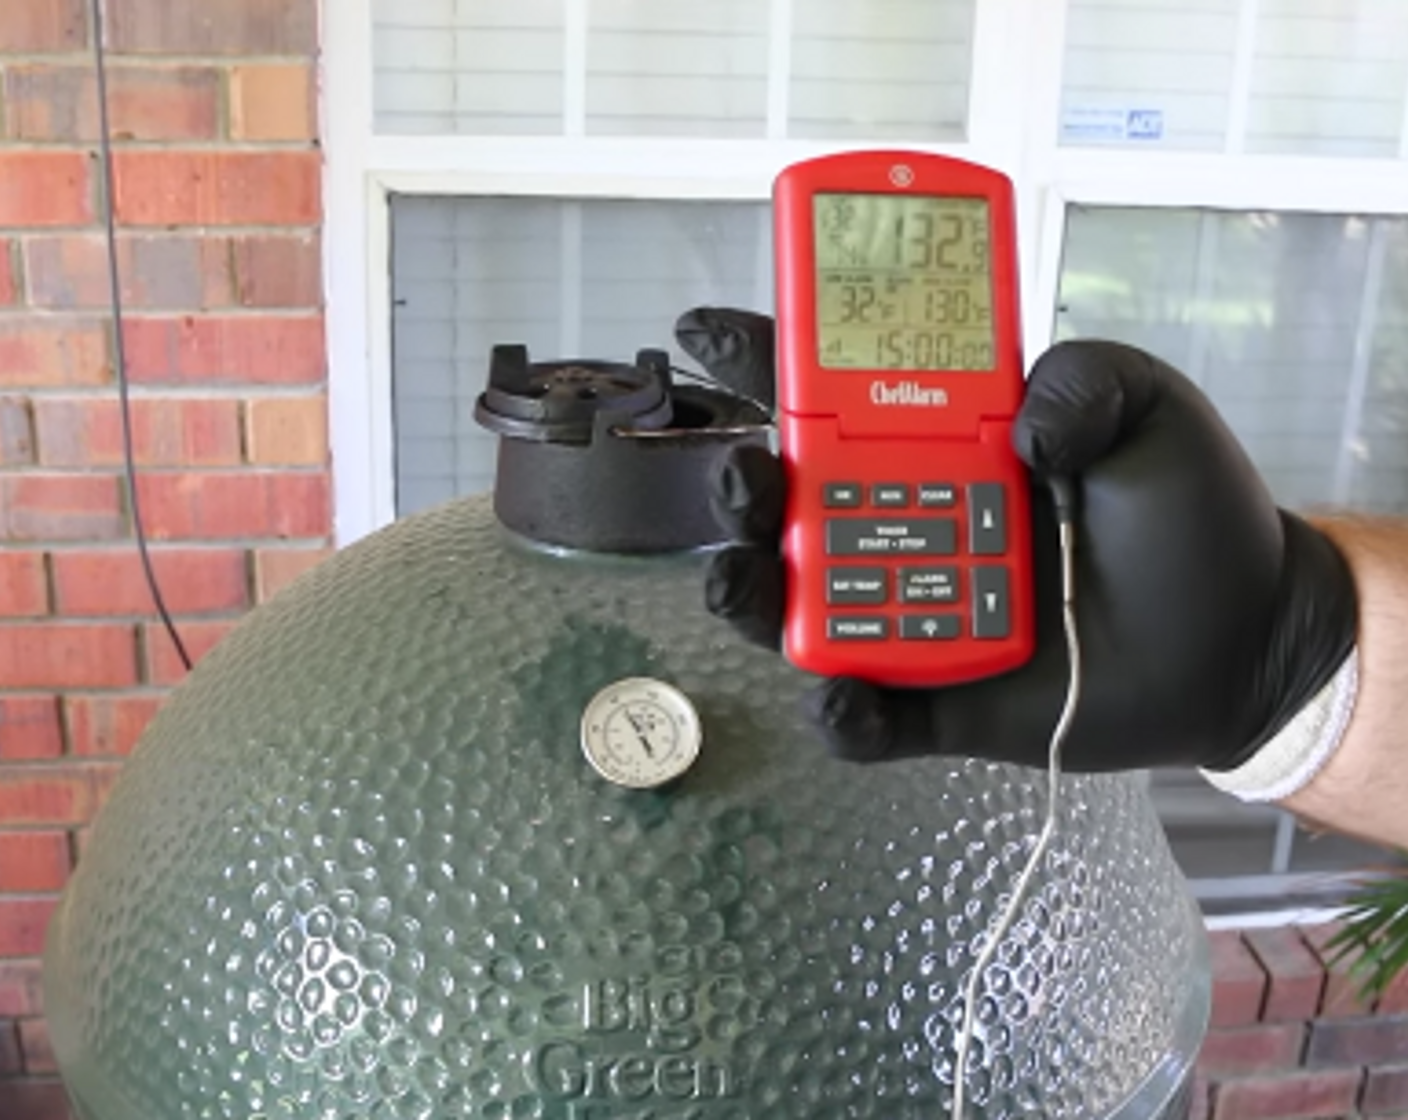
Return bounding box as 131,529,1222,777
813,192,996,371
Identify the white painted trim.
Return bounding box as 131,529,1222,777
1400,60,1408,160
1027,184,1069,367
322,0,380,547
1224,0,1260,155
1203,905,1346,932
1010,0,1073,370
365,181,397,535
562,0,587,138
966,0,1025,165
1047,149,1408,215
370,167,774,201
364,135,987,183
765,0,792,141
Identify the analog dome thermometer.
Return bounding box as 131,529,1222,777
580,677,702,789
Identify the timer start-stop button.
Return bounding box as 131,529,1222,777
825,518,957,556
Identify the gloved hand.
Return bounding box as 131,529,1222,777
679,307,1360,774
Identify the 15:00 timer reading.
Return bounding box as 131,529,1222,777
814,193,996,372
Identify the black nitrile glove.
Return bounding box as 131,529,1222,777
685,309,1360,774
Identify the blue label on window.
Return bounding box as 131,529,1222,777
1061,105,1166,144
1126,109,1164,140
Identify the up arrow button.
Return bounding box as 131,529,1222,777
967,483,1007,555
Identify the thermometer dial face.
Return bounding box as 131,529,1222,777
580,677,702,789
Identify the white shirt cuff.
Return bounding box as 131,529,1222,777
1199,647,1359,803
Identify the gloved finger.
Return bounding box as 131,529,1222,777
674,307,777,412
1014,339,1162,478
798,653,1104,770
708,443,787,546
797,677,902,763
703,545,784,650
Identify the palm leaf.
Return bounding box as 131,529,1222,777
1323,852,1408,1002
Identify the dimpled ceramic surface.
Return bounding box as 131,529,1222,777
43,495,1208,1120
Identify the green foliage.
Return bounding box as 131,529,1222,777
1324,854,1408,1001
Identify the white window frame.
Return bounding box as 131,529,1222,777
321,0,1408,923
322,0,1069,543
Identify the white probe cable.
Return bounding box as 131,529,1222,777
951,506,1082,1120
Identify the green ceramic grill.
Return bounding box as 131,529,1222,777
42,341,1209,1119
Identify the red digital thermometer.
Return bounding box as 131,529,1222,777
773,150,1036,688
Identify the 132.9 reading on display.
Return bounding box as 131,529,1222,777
813,192,996,372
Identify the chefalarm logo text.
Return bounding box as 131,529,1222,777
870,380,949,406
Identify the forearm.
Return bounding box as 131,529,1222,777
1278,515,1408,850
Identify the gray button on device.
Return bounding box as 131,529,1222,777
824,483,862,508
827,616,888,640
827,567,887,605
826,518,956,556
967,483,1007,555
972,566,1010,638
871,483,910,508
899,614,961,641
898,566,958,603
918,483,956,508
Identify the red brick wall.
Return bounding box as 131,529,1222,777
1198,924,1408,1120
0,1,328,1115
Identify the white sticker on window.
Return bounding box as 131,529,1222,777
1061,106,1165,143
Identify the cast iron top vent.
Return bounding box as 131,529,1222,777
473,342,772,554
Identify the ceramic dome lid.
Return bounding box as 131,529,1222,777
40,327,1209,1120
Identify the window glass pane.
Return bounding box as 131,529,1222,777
373,0,564,135
1247,0,1408,158
1055,205,1408,898
789,0,974,140
373,0,978,139
586,0,768,136
1144,772,1280,882
1060,0,1408,155
390,196,770,517
1059,0,1240,150
1057,207,1408,511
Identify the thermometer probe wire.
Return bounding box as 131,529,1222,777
952,478,1081,1120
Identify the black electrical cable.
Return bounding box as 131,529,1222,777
88,0,192,672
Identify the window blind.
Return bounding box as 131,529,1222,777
1056,204,1408,894
1060,0,1241,150
373,0,565,134
1061,0,1408,155
585,0,768,136
789,0,973,140
390,195,770,516
372,0,977,139
1247,0,1408,157
391,198,565,510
